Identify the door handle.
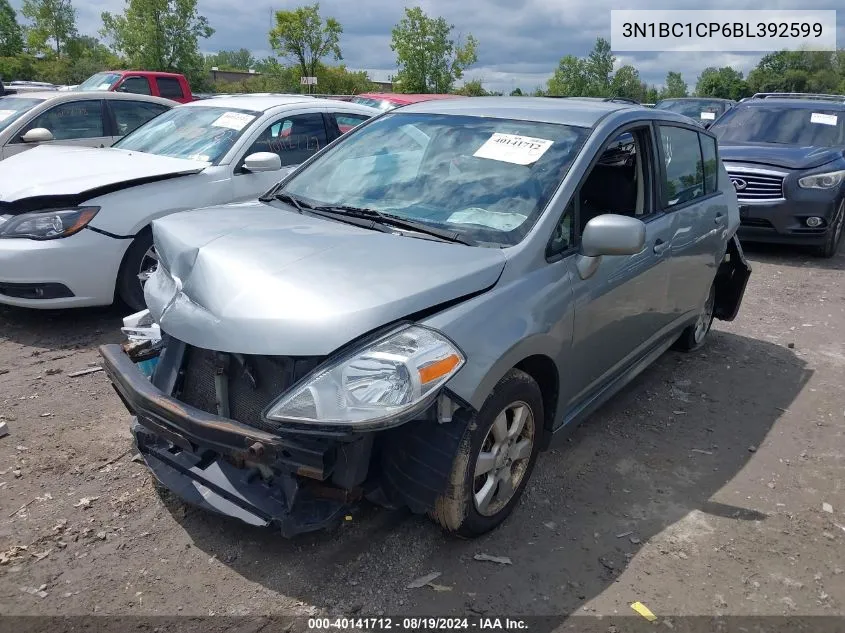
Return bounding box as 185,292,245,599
715,211,726,224
653,239,670,255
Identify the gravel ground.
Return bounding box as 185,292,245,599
0,244,843,624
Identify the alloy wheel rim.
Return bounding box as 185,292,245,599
137,246,159,284
694,287,715,344
473,401,535,517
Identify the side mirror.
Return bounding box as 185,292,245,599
242,152,282,173
21,128,54,143
577,214,646,279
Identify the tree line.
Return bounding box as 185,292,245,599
1,0,844,98
0,0,478,94
540,38,845,102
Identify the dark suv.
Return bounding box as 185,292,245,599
653,97,736,128
708,93,845,257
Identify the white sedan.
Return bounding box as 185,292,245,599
0,95,379,310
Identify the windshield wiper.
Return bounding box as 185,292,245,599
312,205,473,245
264,192,392,233
263,190,309,213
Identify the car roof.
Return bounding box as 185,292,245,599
181,95,324,112
358,93,463,104
393,96,644,127
102,70,184,78
180,95,377,113
657,97,733,102
0,91,173,105
738,98,845,110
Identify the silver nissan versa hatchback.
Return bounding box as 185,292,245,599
101,97,751,537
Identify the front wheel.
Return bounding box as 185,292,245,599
430,369,543,537
116,229,158,312
815,199,844,259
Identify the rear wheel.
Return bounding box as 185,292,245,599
429,369,543,537
673,282,716,352
815,199,844,259
116,229,158,312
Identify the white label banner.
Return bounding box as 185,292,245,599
611,10,837,52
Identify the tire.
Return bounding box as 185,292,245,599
815,199,844,259
673,282,716,352
429,369,543,537
116,229,157,312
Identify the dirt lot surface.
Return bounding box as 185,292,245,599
1,244,843,625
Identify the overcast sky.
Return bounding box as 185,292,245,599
11,0,845,92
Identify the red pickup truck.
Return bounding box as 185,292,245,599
77,71,194,103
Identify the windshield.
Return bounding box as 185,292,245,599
0,97,45,133
655,99,729,122
352,97,396,111
78,72,122,91
710,106,845,147
113,106,260,162
282,112,590,247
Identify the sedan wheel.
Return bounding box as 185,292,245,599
473,401,535,516
117,229,155,312
138,246,159,283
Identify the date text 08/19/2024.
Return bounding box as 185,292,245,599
307,618,529,631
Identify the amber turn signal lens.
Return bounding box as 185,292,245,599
418,354,461,385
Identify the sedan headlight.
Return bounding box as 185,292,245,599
798,170,845,190
0,207,99,240
264,325,465,429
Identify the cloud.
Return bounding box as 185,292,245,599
9,0,845,93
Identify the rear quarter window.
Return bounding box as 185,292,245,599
699,133,719,194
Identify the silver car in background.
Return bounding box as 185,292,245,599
101,97,751,538
0,91,173,160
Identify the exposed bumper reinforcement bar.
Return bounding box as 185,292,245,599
101,344,349,536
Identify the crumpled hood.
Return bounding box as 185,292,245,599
719,143,844,170
144,201,507,355
0,145,206,203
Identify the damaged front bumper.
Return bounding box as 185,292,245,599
100,344,359,536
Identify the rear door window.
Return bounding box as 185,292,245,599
658,125,705,208
110,100,170,136
156,77,184,99
244,112,329,167
334,113,370,134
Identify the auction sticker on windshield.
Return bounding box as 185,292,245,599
212,112,255,131
810,112,838,126
0,110,17,122
701,111,716,120
473,133,553,166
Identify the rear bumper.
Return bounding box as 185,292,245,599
100,344,351,536
738,198,838,246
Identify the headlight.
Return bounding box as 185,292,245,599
0,207,99,239
798,170,845,190
264,325,465,429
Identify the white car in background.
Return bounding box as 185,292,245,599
0,91,173,160
0,95,379,310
